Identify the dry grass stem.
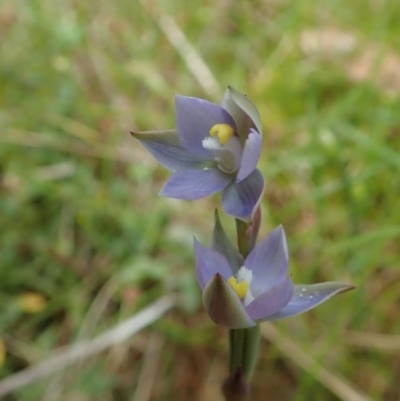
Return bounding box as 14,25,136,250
139,0,220,98
157,15,220,98
343,331,400,352
261,323,373,401
131,332,164,401
0,295,177,398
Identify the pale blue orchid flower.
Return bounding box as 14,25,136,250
132,87,264,221
195,225,354,329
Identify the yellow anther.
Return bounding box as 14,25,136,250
209,124,235,145
209,124,220,138
227,276,249,299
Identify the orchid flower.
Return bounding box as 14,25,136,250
132,87,264,221
194,225,354,329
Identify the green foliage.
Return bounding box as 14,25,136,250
1,0,399,400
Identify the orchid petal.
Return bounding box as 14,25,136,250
236,129,262,183
194,238,233,290
175,95,237,158
245,277,294,320
131,130,211,172
221,169,264,221
211,210,243,275
202,274,256,328
264,282,355,321
222,87,262,144
160,168,230,200
245,225,289,297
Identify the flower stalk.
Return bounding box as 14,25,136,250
235,218,251,258
228,324,261,379
224,217,261,401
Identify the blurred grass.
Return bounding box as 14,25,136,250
1,0,400,400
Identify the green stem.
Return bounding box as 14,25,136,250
224,218,261,401
229,328,245,374
229,325,260,380
235,218,250,257
242,324,260,379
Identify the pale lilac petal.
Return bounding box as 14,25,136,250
221,168,264,221
264,282,355,321
131,130,211,172
160,168,230,200
175,95,236,158
193,238,233,290
245,277,294,321
202,274,256,328
245,225,289,297
211,210,243,275
222,87,262,144
236,129,262,182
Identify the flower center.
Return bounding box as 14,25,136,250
201,123,242,174
227,277,249,299
209,124,235,144
227,266,254,305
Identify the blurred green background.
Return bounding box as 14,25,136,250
1,0,400,400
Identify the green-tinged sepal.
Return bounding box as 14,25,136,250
202,274,256,329
211,210,243,274
222,87,263,145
